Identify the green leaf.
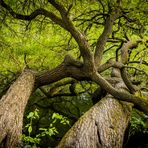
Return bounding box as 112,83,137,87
27,112,34,119
39,128,47,131
28,126,32,134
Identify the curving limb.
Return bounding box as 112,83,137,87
0,0,66,28
91,72,148,114
48,0,93,68
94,0,121,67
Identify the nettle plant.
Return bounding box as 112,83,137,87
22,109,70,148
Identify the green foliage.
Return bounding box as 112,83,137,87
22,109,70,147
39,127,58,137
130,109,148,135
52,112,70,125
22,135,40,148
22,109,40,147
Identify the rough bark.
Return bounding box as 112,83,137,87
57,61,136,148
57,96,133,148
0,70,35,148
57,73,133,148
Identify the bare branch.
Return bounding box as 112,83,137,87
116,42,124,61
35,55,90,88
48,79,77,96
48,0,93,68
124,66,148,77
91,72,148,114
120,40,141,93
98,59,123,73
121,41,139,64
0,0,66,29
94,1,121,67
120,67,138,94
39,87,77,98
128,60,148,66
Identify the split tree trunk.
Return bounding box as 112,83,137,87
0,70,35,148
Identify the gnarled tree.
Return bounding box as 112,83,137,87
0,0,148,147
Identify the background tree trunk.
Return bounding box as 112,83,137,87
0,70,35,148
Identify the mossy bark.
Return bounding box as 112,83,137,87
57,97,132,148
0,70,35,148
58,80,133,148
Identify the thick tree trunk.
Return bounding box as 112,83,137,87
0,70,35,148
57,96,133,148
58,78,133,148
